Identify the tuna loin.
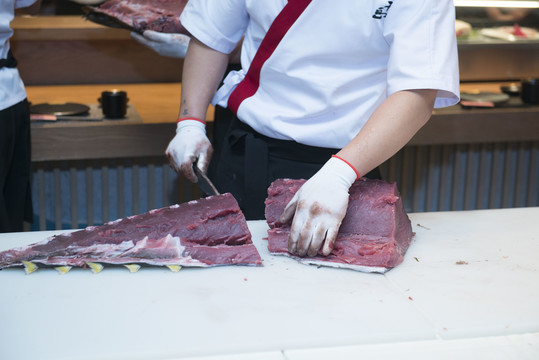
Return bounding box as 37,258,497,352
264,178,413,273
88,0,189,34
0,193,262,270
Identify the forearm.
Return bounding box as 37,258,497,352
337,89,436,177
179,37,230,120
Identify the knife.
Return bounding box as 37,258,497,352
193,165,220,196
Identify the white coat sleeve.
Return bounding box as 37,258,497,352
383,0,460,108
180,0,248,54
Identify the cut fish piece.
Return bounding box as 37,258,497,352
22,261,38,275
124,264,141,273
166,265,182,273
55,266,72,275
86,0,190,34
0,193,262,271
87,262,104,274
264,178,413,273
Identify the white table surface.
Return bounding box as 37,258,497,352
0,207,538,360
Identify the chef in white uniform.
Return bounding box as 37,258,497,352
0,0,38,232
166,0,460,257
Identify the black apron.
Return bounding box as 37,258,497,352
0,99,33,232
0,50,17,69
0,51,33,232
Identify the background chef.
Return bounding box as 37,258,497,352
0,0,39,232
165,0,460,258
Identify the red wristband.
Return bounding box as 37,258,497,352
176,117,206,125
332,155,360,180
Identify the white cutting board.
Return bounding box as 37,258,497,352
285,333,539,360
0,207,538,360
387,208,539,340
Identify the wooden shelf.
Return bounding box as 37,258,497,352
412,105,539,145
11,16,183,85
27,83,191,124
11,15,129,41
27,82,539,162
27,83,214,162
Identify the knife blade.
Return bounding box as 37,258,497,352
193,166,220,196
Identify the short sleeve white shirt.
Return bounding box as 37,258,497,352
0,0,37,111
181,0,460,148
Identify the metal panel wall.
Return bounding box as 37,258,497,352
380,141,538,213
30,157,201,231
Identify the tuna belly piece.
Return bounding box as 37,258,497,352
0,193,262,270
264,178,413,273
90,0,190,34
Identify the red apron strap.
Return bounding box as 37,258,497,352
227,0,312,115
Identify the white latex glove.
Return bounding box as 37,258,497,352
279,156,358,257
130,30,190,58
165,120,213,183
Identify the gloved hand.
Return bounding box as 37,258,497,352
279,156,358,257
165,119,213,183
130,30,190,58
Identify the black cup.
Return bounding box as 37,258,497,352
99,90,128,119
521,79,539,105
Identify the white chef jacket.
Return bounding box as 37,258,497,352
0,0,36,111
181,0,460,148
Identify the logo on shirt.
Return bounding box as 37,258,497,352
372,1,393,19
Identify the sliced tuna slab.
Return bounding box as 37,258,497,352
0,193,262,270
264,178,413,273
89,0,189,34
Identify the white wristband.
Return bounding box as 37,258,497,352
323,156,358,188
176,119,206,134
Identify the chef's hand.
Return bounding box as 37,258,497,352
165,119,212,183
279,156,358,257
131,30,190,58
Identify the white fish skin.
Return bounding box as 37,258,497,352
270,251,390,274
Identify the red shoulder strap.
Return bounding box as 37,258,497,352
227,0,312,115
